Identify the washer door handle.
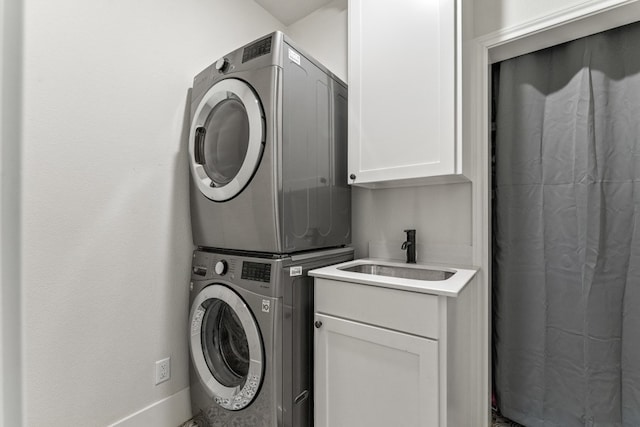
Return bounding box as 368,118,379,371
194,127,206,165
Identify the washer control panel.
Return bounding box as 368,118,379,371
191,251,276,291
241,261,272,283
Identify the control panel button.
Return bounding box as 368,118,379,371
214,260,228,276
215,58,229,72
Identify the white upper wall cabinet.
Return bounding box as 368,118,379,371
348,0,466,188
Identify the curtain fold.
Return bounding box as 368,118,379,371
493,21,640,427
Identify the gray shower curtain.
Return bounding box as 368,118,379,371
493,22,640,427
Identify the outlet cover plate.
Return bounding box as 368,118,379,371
155,357,170,385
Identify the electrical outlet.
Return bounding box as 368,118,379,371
155,357,170,385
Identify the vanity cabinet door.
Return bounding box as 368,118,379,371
314,313,439,427
348,0,458,187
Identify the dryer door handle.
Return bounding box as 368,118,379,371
194,127,206,165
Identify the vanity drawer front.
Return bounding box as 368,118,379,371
314,278,440,339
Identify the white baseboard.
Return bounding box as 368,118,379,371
108,387,191,427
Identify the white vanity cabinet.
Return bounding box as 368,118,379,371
314,281,440,426
311,260,481,426
348,0,467,187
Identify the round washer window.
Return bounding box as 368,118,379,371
189,285,264,411
201,298,250,387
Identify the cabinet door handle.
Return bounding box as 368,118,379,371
349,173,356,180
314,320,323,328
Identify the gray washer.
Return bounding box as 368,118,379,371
188,247,354,426
188,31,351,253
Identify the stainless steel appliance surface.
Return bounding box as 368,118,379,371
189,31,351,253
188,247,354,427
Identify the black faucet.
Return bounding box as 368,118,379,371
401,229,416,264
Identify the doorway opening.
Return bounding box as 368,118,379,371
490,20,640,426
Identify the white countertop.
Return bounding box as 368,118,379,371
309,258,478,297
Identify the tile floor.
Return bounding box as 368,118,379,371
492,410,524,426
178,419,208,427
178,415,206,427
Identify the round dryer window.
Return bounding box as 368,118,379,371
189,79,265,202
189,285,264,411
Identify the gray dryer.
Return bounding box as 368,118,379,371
189,31,350,253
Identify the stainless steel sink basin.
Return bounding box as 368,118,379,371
339,264,455,281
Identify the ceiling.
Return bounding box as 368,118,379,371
254,0,336,26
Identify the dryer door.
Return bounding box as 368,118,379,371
189,78,265,202
189,284,264,410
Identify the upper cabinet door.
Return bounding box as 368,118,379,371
348,0,461,187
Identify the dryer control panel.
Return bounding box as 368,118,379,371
242,35,272,63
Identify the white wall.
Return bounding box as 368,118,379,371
287,0,473,264
1,0,23,424
287,0,348,81
351,184,472,263
20,0,284,425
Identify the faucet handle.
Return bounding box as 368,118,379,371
401,229,415,249
402,229,417,264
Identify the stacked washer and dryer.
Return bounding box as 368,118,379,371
187,32,353,427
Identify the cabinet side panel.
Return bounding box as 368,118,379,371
446,276,482,425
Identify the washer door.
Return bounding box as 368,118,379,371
189,78,265,202
189,284,264,410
